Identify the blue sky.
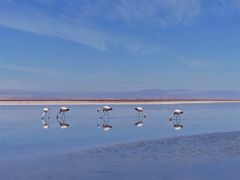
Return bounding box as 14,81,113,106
0,0,239,91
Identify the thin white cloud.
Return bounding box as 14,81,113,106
186,60,214,69
123,41,163,55
0,0,202,54
0,5,110,51
0,1,149,53
0,64,77,79
179,57,215,69
111,0,202,25
0,0,237,54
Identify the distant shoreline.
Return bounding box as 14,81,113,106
0,99,239,105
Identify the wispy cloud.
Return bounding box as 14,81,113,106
64,0,202,26
0,3,110,51
110,0,202,26
0,0,237,53
179,57,215,69
0,1,163,54
0,64,77,79
0,0,201,53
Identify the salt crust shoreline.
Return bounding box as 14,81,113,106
0,100,239,106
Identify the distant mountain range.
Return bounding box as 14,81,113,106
0,89,239,100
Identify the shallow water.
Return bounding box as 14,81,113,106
0,103,240,179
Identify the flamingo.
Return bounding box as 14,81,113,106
134,106,146,127
57,106,70,129
169,109,184,130
97,106,113,131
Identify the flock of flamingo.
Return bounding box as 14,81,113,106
41,106,184,131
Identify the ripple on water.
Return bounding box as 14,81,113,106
83,131,240,162
1,131,240,180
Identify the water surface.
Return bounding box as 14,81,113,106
0,103,239,179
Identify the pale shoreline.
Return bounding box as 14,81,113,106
0,100,239,106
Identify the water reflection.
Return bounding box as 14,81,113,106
0,103,239,158
134,106,146,128
169,109,184,130
97,106,113,131
56,106,70,129
41,107,50,129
